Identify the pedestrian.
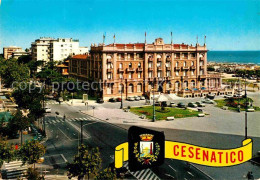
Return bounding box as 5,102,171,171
246,171,254,180
63,114,66,121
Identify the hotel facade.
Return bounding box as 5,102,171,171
69,38,227,100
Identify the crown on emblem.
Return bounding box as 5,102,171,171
139,134,154,141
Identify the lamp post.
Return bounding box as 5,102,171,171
120,78,123,109
244,75,248,139
153,78,156,122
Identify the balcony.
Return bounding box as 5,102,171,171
199,75,207,79
107,69,113,73
127,68,135,72
107,59,112,63
118,68,124,72
148,67,153,71
182,66,189,70
157,58,162,62
157,67,162,71
175,67,180,70
166,67,171,71
166,57,171,62
190,66,196,70
137,67,143,72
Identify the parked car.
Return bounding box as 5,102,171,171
108,98,116,102
177,102,186,108
169,102,177,107
202,98,214,104
224,94,233,99
139,96,145,100
188,102,198,108
44,107,51,113
195,101,205,107
127,97,135,101
155,101,160,106
207,94,215,100
96,98,104,103
116,97,122,102
134,96,140,101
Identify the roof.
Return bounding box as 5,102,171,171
57,64,68,68
71,54,88,59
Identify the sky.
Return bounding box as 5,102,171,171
0,0,259,52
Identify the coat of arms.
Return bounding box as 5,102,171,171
133,134,160,165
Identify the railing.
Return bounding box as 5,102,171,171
137,67,143,72
157,67,162,71
182,66,189,70
190,66,196,70
107,59,112,63
166,67,171,71
166,57,171,61
175,67,180,70
118,68,124,72
148,67,153,71
148,57,153,62
127,68,135,72
107,69,113,73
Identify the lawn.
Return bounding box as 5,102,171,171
214,98,260,111
130,106,200,120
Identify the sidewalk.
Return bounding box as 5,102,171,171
81,104,260,137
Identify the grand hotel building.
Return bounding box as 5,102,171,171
69,38,226,100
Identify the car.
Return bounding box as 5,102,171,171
44,107,51,113
155,101,160,106
96,98,104,103
202,98,214,104
224,94,233,99
233,94,243,98
127,97,135,101
134,96,140,101
108,98,116,102
139,96,145,100
188,102,198,108
116,97,122,102
195,101,206,107
169,102,177,107
177,102,186,108
207,94,215,100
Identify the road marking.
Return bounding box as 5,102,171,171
58,128,72,141
168,165,177,172
187,171,194,177
66,120,90,138
60,154,67,162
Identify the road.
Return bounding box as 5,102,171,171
42,103,211,179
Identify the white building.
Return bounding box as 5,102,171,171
31,37,88,62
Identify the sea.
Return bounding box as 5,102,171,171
207,51,260,65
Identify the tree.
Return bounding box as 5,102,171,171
7,110,31,143
67,145,102,180
0,136,15,168
24,167,45,180
94,168,116,180
0,58,29,88
17,140,45,169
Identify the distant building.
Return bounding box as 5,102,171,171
31,37,88,63
69,38,228,100
12,50,30,59
3,46,23,59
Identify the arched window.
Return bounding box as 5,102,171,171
119,84,124,93
128,84,134,93
175,81,180,91
191,80,195,88
184,81,188,89
137,83,142,92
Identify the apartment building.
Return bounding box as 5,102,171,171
31,37,88,62
3,46,23,59
69,38,226,100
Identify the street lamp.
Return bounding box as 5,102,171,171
152,78,156,122
244,75,248,139
120,78,123,109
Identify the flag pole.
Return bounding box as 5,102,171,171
171,32,173,44
113,34,116,44
145,32,147,44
